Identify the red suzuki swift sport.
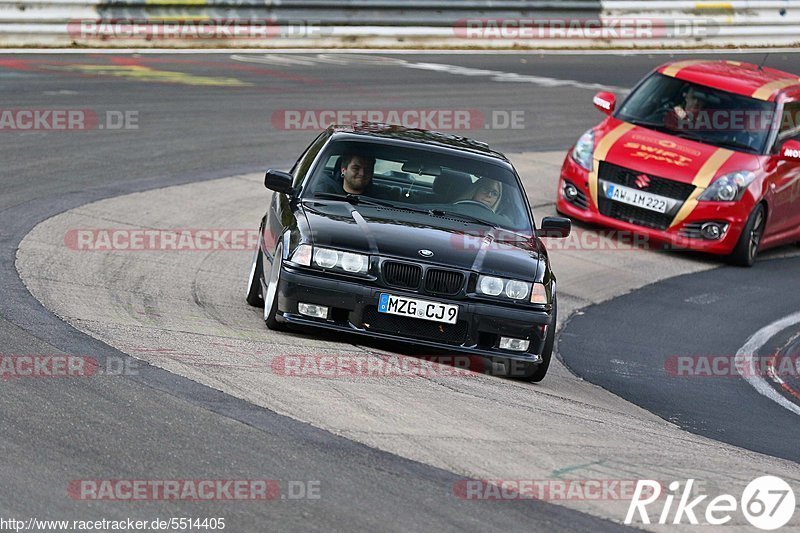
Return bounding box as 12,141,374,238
557,59,800,266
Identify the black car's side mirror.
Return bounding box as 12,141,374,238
539,216,571,238
264,169,295,195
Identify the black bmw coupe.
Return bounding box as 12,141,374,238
247,123,570,382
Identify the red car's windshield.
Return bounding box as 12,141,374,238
616,73,776,154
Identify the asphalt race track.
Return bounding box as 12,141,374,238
3,51,800,530
558,255,800,463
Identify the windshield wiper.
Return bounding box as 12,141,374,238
307,194,496,225
429,209,494,227
625,118,672,134
707,138,758,154
307,192,386,206
627,118,661,129
667,130,709,144
306,193,432,215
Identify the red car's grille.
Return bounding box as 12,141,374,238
597,162,694,230
599,162,695,200
598,200,675,230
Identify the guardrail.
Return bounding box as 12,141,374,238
0,0,797,48
602,1,800,47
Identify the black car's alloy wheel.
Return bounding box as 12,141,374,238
246,246,264,307
263,242,286,331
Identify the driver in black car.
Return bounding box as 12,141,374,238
340,153,375,194
315,153,400,200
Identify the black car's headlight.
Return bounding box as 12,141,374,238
477,275,547,303
290,244,369,276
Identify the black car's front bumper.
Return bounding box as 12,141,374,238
273,264,552,364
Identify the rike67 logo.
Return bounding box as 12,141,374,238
625,476,796,529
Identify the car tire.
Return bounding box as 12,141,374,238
502,296,557,383
728,204,765,267
245,245,264,307
263,242,287,331
525,295,557,383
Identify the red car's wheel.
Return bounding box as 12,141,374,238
728,204,765,267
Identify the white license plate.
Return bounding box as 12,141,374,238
378,293,458,324
606,183,669,213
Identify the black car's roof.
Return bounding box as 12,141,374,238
325,123,511,163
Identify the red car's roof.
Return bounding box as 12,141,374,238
657,60,800,102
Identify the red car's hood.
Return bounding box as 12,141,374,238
597,120,760,183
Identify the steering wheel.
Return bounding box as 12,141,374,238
454,199,495,212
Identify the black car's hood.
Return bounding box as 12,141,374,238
302,201,543,279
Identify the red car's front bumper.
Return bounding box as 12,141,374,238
555,154,752,255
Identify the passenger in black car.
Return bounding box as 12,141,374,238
470,177,503,211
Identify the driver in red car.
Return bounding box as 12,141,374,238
665,86,706,131
673,86,705,121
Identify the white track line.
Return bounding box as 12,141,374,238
231,53,630,93
735,310,800,417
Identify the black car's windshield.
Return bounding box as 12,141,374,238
303,139,533,233
616,73,776,154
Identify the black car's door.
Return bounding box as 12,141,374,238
264,132,328,259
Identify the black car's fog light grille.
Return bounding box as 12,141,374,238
424,268,464,296
382,261,421,289
362,307,467,345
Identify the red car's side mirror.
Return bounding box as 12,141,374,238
593,92,616,115
779,139,800,162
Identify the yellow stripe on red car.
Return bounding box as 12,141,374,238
588,122,635,208
669,148,734,229
661,60,708,78
752,78,800,101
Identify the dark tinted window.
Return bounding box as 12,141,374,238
778,101,800,143
305,139,532,233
